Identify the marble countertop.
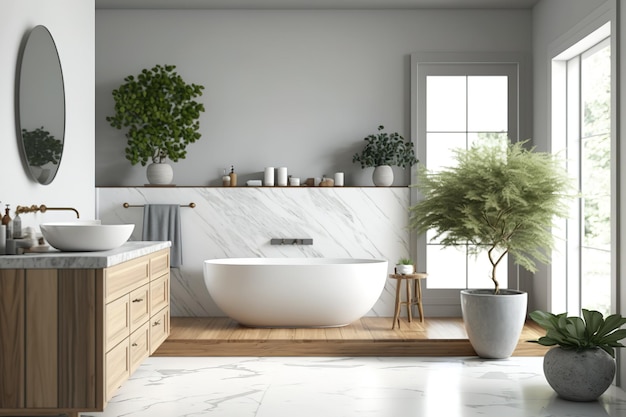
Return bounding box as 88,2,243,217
0,241,171,269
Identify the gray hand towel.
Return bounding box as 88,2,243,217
142,204,182,268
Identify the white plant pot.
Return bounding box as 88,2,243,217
543,346,616,401
395,264,414,275
372,165,393,187
460,289,527,359
146,162,173,185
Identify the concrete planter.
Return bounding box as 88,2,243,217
460,289,528,359
543,347,616,401
146,162,173,185
372,165,393,186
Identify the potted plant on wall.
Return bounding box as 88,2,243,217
352,125,418,186
408,138,574,358
106,64,205,185
529,309,626,401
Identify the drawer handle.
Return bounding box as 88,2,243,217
132,298,144,303
132,342,138,347
153,320,161,327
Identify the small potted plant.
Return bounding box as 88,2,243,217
395,258,415,275
352,125,418,186
106,64,205,185
529,309,626,401
408,138,574,358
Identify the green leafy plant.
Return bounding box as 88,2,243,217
408,138,574,294
397,257,413,265
352,125,418,168
529,309,626,358
22,127,63,167
106,64,205,166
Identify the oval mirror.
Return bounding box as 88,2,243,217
17,25,65,185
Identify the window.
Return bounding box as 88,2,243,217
412,53,524,315
551,27,611,316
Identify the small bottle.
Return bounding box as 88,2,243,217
13,212,22,239
222,169,231,187
2,205,13,240
229,165,237,187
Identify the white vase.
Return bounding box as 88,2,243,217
372,165,393,186
460,289,528,359
146,162,173,185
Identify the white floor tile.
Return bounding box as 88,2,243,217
81,356,626,417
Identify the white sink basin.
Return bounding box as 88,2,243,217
40,221,135,252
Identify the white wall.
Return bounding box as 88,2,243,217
531,0,610,312
0,0,95,230
95,9,532,187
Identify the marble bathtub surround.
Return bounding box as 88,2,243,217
81,356,626,417
97,187,409,317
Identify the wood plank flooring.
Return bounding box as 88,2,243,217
154,317,550,357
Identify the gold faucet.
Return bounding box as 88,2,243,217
15,204,80,218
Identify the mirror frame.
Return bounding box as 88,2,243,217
16,25,66,185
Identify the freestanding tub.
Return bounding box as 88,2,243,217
203,258,388,327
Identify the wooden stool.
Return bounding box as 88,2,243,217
388,272,428,329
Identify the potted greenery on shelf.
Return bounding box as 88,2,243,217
352,125,418,186
529,309,626,401
408,138,573,358
106,64,205,185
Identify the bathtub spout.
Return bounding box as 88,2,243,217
270,238,313,245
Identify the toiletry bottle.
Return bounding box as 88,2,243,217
222,169,231,187
229,165,238,187
13,211,22,239
2,205,12,240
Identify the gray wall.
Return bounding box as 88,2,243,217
95,9,532,187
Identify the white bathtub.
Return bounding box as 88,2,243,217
203,258,388,327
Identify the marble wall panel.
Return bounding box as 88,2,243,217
97,187,411,317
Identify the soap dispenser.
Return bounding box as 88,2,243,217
12,211,22,239
2,204,13,240
229,165,237,187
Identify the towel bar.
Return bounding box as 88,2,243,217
123,202,196,208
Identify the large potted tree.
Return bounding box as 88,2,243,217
408,138,573,358
352,125,418,186
106,64,205,185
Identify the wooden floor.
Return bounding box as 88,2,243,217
154,317,550,357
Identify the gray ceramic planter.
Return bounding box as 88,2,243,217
543,347,616,401
460,289,528,359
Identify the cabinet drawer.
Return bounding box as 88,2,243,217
150,274,169,316
106,295,130,352
129,322,150,374
150,250,169,279
149,306,170,355
105,339,129,402
105,257,149,303
129,284,150,333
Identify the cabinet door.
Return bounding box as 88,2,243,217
129,322,150,374
105,340,129,402
150,274,169,316
129,284,150,333
106,295,130,352
150,306,170,355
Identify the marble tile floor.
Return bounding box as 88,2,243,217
81,356,626,417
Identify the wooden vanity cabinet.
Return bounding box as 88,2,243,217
0,248,170,417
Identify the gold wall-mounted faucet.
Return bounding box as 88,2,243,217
15,204,80,218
